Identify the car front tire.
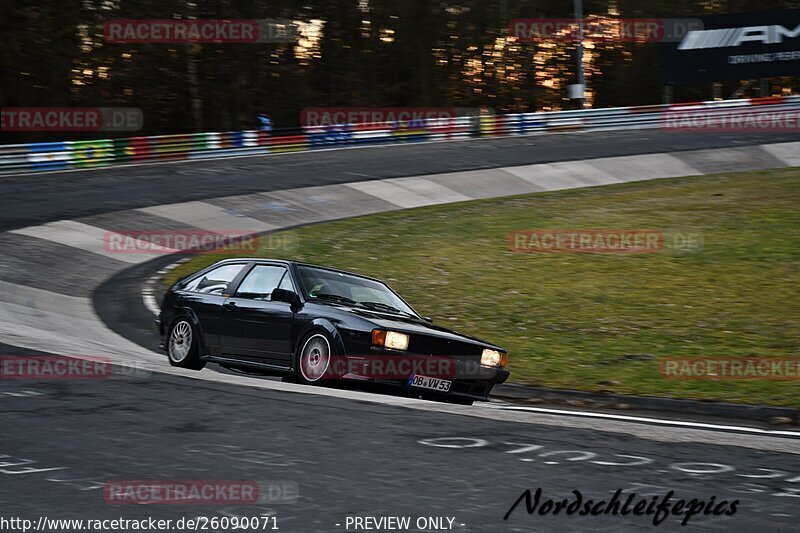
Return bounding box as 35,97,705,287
295,331,334,385
167,318,206,370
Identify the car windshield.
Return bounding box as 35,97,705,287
296,265,418,318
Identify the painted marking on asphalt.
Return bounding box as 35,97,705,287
10,220,175,264
387,176,473,204
0,390,44,398
592,153,701,180
506,160,621,188
346,178,469,208
481,403,800,437
0,452,66,475
417,436,800,509
761,141,800,166
142,288,160,317
142,257,191,317
138,201,276,233
0,280,161,362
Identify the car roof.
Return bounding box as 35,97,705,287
212,258,384,283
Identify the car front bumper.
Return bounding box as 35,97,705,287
338,351,509,401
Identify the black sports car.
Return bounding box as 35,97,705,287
158,259,509,404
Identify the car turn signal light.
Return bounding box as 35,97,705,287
372,329,410,351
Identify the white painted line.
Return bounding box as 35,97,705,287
142,257,191,317
482,403,800,437
10,220,176,264
139,201,275,233
142,289,160,316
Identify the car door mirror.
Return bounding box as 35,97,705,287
271,288,300,306
422,316,433,323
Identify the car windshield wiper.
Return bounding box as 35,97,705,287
357,301,417,318
310,293,357,305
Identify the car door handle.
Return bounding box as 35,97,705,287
223,301,237,310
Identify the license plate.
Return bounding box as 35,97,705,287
410,374,451,392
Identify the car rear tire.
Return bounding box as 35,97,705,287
295,332,334,385
167,319,206,370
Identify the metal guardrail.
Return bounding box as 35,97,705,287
1,96,797,175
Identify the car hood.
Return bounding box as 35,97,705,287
348,307,505,352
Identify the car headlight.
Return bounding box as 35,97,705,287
372,330,410,351
481,348,506,367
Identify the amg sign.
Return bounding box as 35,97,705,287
661,11,800,82
678,24,800,49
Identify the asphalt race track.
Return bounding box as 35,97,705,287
2,354,799,532
2,131,799,532
2,128,800,231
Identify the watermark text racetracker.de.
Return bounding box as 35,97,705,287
103,479,298,505
0,355,149,379
661,357,800,380
302,354,501,381
1,107,142,132
0,515,278,532
103,230,298,255
663,107,800,132
508,229,703,255
509,17,703,43
103,19,297,43
301,107,483,128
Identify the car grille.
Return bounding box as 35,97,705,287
407,336,483,358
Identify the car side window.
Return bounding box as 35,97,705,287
183,264,246,295
235,265,290,301
277,271,295,292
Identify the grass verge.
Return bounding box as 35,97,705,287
164,168,800,407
